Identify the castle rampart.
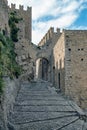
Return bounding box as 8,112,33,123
38,27,60,46
10,3,15,10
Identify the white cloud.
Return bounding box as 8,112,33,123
8,0,24,8
32,12,78,44
7,0,87,44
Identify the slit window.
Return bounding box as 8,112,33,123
81,58,83,61
68,48,71,51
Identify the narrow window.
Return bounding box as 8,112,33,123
58,73,60,89
81,58,83,61
68,48,71,51
81,48,84,51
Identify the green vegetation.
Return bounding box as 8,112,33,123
0,33,22,95
0,11,23,94
8,11,22,42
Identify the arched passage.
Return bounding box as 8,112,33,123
36,58,49,81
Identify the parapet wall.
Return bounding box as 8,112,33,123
10,3,31,12
38,27,60,46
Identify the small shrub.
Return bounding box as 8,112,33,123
0,33,22,94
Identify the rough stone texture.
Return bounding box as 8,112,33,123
14,39,37,77
64,30,87,108
0,77,20,130
51,30,87,108
0,105,5,130
53,32,65,91
8,81,87,130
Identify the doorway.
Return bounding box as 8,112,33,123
36,58,49,81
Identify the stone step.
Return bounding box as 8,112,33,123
12,117,82,130
20,87,50,90
17,94,59,100
20,84,49,88
21,82,50,88
14,100,70,106
13,105,76,112
9,111,78,124
18,91,51,95
17,93,58,97
16,97,65,102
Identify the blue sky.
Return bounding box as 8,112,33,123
73,8,87,27
8,0,87,44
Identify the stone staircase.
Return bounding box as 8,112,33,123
7,80,87,130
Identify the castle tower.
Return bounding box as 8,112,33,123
9,4,32,43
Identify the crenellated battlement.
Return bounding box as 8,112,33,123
38,27,54,46
38,27,60,46
11,3,15,10
10,3,31,13
19,5,24,10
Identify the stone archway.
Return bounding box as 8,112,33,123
36,58,49,81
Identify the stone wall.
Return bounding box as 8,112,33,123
0,0,9,36
0,77,20,130
53,32,65,91
38,27,54,46
15,39,38,80
64,30,87,108
9,4,32,42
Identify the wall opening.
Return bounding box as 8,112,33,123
58,73,60,89
36,58,49,81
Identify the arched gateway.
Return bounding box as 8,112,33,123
36,58,49,81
